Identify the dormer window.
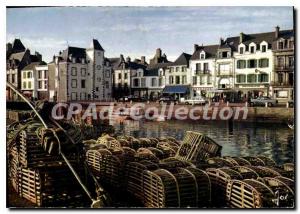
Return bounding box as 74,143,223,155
250,46,255,53
200,53,205,59
278,41,284,49
239,47,244,54
261,45,266,52
72,58,76,63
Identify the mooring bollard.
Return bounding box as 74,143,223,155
265,102,268,108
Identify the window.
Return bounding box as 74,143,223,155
203,63,209,72
247,59,257,68
175,76,180,84
7,74,9,81
118,73,121,80
261,45,266,52
27,72,32,78
133,79,139,87
44,70,47,79
200,54,205,59
23,82,26,89
193,76,197,85
38,81,42,89
200,76,205,85
196,63,201,71
96,87,99,91
81,68,86,76
105,70,110,78
170,67,174,73
80,93,86,100
151,78,157,87
259,58,269,68
11,74,15,83
220,51,229,58
278,41,284,49
236,74,246,83
23,72,26,79
278,73,283,84
182,67,187,72
277,57,284,67
288,57,294,67
28,81,32,89
250,46,255,53
71,67,77,76
219,64,230,72
159,78,163,86
71,92,77,100
169,76,174,84
71,79,77,88
247,74,256,83
289,40,294,49
258,74,269,83
124,73,128,79
105,81,109,89
182,76,187,84
44,80,47,89
141,78,146,87
207,76,212,84
38,70,42,79
176,67,180,72
237,60,246,69
81,80,86,88
239,47,244,54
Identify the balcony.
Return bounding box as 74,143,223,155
270,81,293,87
275,65,294,72
195,70,211,75
216,71,233,76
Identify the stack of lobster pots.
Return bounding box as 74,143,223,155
7,121,90,207
85,131,295,208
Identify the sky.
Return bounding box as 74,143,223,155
7,6,293,63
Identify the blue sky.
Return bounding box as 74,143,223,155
7,7,293,63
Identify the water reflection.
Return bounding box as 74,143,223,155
113,119,294,165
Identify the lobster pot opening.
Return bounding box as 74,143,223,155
125,161,159,201
206,168,242,207
226,179,276,208
143,169,179,208
176,131,222,163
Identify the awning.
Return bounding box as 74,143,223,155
163,85,190,94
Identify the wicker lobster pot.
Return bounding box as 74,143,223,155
262,177,294,207
143,169,179,208
9,147,19,192
226,179,276,208
176,131,222,163
230,166,260,179
125,161,159,201
223,156,252,166
242,156,276,166
206,157,235,168
147,147,165,160
16,166,89,207
135,148,159,163
206,168,243,207
254,166,292,178
283,163,294,172
159,157,194,171
244,166,282,178
156,142,177,158
86,149,124,187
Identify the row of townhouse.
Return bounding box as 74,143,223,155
6,26,294,103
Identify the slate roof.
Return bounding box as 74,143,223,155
171,52,192,66
91,39,104,51
23,61,47,70
225,29,294,51
191,45,219,60
163,85,190,94
9,51,27,62
60,46,86,63
108,56,146,70
11,39,26,53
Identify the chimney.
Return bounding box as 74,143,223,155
141,56,146,64
239,32,245,43
120,54,125,62
194,44,199,52
275,26,280,38
126,56,131,62
219,37,224,46
156,48,162,58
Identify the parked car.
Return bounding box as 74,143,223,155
250,96,278,107
183,96,207,105
119,95,139,102
158,96,177,104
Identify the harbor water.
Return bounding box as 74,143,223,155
113,119,294,165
